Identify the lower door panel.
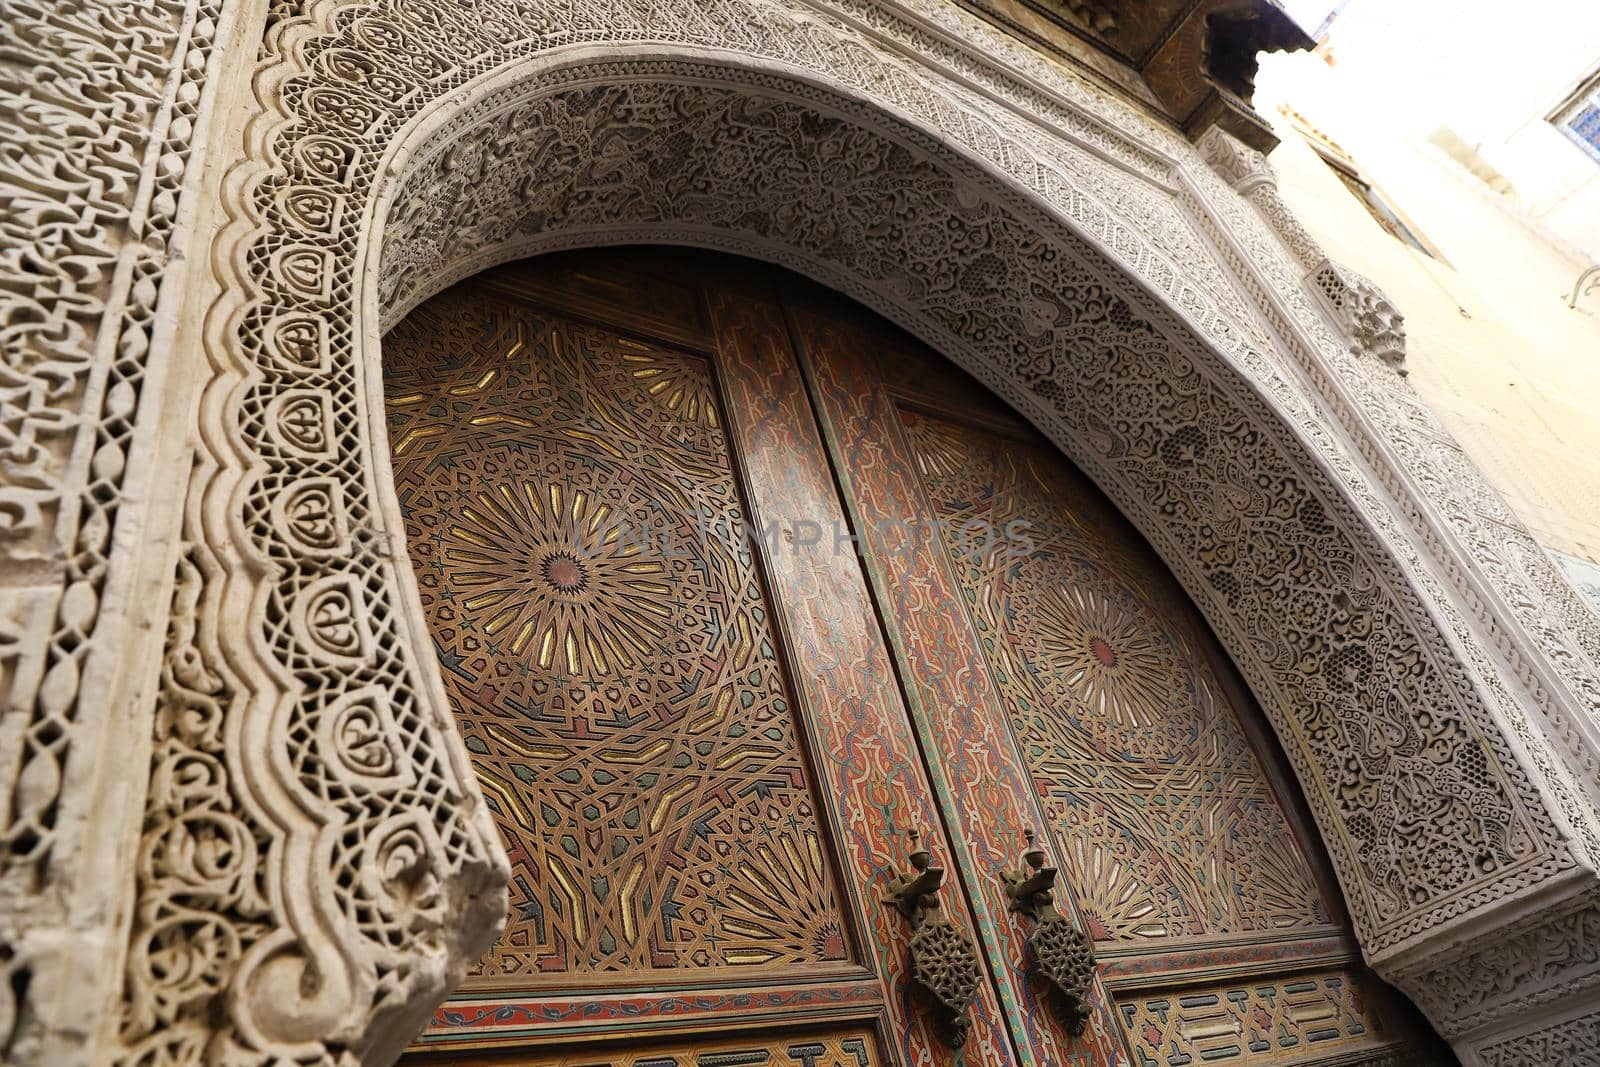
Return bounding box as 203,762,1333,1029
409,1025,885,1067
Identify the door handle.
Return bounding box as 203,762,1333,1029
1001,828,1096,1035
886,829,982,1049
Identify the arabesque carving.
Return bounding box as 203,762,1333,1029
1311,260,1408,373
1199,131,1408,375
1394,887,1600,1038
1479,1010,1600,1067
2,1,1598,1065
1,0,224,1061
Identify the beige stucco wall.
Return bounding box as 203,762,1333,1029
1259,30,1600,571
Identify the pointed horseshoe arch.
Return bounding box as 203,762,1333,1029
113,5,1600,1065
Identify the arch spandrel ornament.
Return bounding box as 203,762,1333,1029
5,1,1600,1065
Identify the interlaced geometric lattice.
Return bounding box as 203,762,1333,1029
1029,915,1096,1033
900,408,1332,946
907,916,983,1048
384,283,848,981
502,1026,882,1065
1119,969,1392,1065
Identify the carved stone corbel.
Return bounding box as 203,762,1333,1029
1197,126,1324,267
1309,260,1409,374
1061,1,1118,35
1197,128,1408,373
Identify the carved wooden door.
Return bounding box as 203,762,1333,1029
382,249,1443,1067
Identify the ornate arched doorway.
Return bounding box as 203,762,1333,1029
54,10,1593,1067
379,246,1445,1065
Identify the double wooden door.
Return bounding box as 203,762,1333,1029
383,249,1440,1066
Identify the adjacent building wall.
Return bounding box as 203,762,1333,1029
1259,1,1600,592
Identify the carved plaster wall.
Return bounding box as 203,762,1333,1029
4,1,1600,1066
1,0,230,1062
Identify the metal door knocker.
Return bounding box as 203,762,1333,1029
887,828,983,1048
1001,828,1096,1035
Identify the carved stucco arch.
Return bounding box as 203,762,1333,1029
100,3,1600,1066
360,42,1579,955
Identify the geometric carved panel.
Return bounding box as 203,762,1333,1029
1116,969,1394,1066
384,284,848,983
899,408,1332,948
467,1025,884,1065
